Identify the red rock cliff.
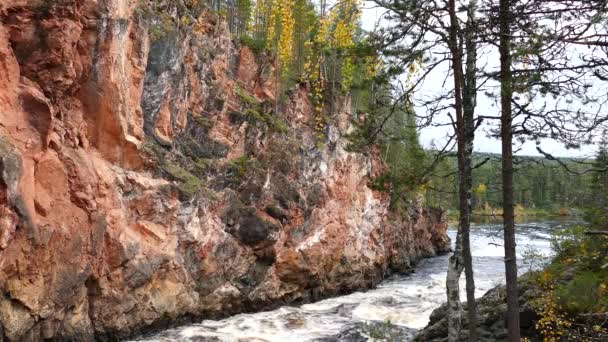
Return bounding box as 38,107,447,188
0,1,449,340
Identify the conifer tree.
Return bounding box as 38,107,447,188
588,132,608,228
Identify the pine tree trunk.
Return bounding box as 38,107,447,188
498,0,521,340
462,1,479,340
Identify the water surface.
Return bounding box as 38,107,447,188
134,220,574,342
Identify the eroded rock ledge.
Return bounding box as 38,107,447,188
0,1,449,340
414,274,542,342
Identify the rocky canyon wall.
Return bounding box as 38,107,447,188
0,1,449,340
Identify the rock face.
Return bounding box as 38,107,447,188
414,274,542,342
0,1,450,340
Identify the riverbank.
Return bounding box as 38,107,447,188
133,221,560,341
415,225,608,342
445,206,582,225
414,272,541,342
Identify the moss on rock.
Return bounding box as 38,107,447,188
162,161,204,198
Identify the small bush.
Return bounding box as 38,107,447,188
163,161,204,197
227,155,251,179
235,86,288,133
555,271,607,313
532,225,608,341
362,320,396,342
550,225,589,258
239,34,267,55
235,85,260,106
522,245,548,273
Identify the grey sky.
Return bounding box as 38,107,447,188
360,2,598,158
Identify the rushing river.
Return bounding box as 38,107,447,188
133,220,575,342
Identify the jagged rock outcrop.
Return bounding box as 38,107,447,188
414,274,542,342
0,1,450,340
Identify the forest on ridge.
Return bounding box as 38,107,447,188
193,0,605,219
205,0,608,340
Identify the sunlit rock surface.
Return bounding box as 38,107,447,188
0,1,449,340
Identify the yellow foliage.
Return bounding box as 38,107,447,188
303,0,361,145
277,0,295,72
533,268,608,341
474,183,487,195
267,0,278,43
403,56,423,102
265,0,296,76
534,281,574,342
365,55,381,77
180,15,191,26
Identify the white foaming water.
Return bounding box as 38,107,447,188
133,220,572,342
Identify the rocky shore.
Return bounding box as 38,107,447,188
414,273,544,342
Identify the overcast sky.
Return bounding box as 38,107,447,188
360,2,598,158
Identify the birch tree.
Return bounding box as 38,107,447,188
371,1,482,339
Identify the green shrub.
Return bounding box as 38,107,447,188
235,86,289,133
522,245,548,273
362,320,396,341
227,155,251,179
551,225,608,271
550,225,589,258
235,85,260,106
163,161,204,197
193,116,213,130
555,271,607,313
239,34,267,55
543,225,608,317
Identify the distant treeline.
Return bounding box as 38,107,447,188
347,101,594,215
425,152,591,213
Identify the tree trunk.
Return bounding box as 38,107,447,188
462,1,479,340
446,233,465,341
499,0,521,340
446,0,466,340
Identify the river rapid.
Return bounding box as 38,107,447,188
133,220,574,342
